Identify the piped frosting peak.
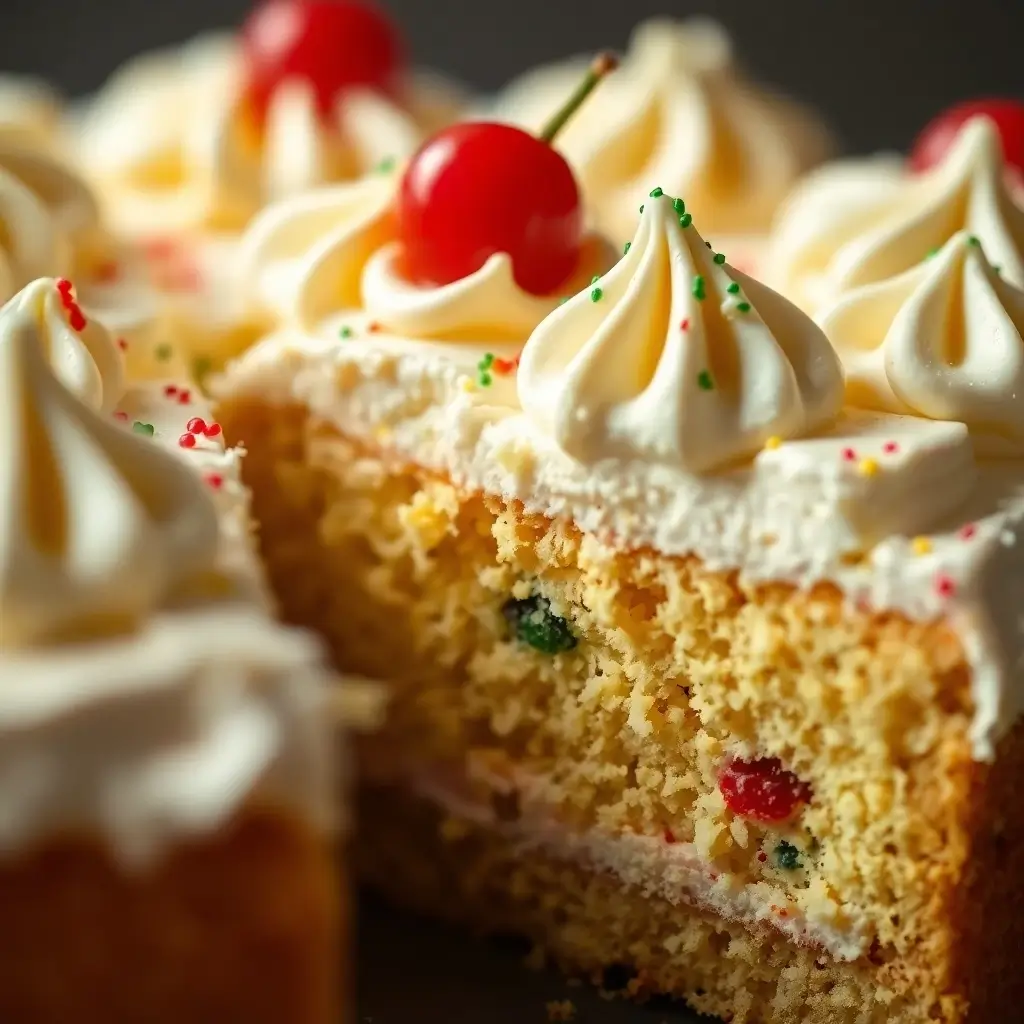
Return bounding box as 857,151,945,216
517,191,845,472
823,230,1024,455
0,281,219,649
771,117,1024,312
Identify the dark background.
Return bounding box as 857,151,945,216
3,0,1023,154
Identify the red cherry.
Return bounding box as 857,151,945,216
910,99,1024,176
241,0,405,123
718,757,811,824
396,53,618,297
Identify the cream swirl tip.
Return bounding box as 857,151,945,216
0,282,220,649
517,192,845,472
821,231,1024,455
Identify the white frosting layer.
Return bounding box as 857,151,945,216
769,118,1024,313
74,33,466,237
0,606,333,866
489,18,831,242
823,231,1024,455
217,322,1024,760
518,192,844,471
411,766,869,962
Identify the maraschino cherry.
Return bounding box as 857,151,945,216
241,0,405,123
909,99,1024,177
718,757,811,825
396,53,619,297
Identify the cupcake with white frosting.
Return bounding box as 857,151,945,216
0,275,348,1023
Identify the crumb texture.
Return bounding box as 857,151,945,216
217,396,1024,1023
0,803,341,1024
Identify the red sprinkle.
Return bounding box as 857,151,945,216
204,421,222,438
680,318,690,331
177,389,192,405
178,433,197,449
492,357,517,375
163,384,179,397
55,278,73,297
841,447,857,462
69,307,87,331
367,321,381,333
114,411,128,421
663,829,676,844
959,523,977,541
757,851,768,863
186,416,207,435
935,573,957,598
117,338,128,351
205,472,224,489
882,441,899,454
718,757,812,824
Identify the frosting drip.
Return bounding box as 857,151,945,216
770,118,1024,312
241,173,613,340
490,18,830,241
822,231,1024,455
517,192,845,471
0,282,219,649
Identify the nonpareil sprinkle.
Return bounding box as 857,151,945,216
713,252,726,265
649,186,664,198
679,213,692,228
623,241,632,254
775,841,802,871
591,287,603,302
696,369,714,391
132,421,155,436
726,282,741,295
672,197,685,214
692,275,706,300
339,325,354,339
502,594,577,655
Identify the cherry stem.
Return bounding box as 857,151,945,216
539,51,619,145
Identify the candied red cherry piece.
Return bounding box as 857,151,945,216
718,757,811,824
241,0,405,123
909,99,1024,177
396,53,618,298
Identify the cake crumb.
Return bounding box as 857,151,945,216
545,999,576,1021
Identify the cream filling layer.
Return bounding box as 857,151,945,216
408,765,871,963
216,322,1024,760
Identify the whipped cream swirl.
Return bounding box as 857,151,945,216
0,281,219,648
517,192,844,472
821,231,1024,455
241,173,613,340
490,18,830,242
76,34,465,237
769,117,1024,312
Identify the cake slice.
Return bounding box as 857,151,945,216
215,153,1024,1023
0,277,349,1024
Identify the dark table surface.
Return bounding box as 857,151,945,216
357,891,703,1024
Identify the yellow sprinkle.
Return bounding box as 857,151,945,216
858,457,879,477
458,376,476,393
912,536,932,555
763,435,782,450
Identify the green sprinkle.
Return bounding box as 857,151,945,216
692,275,706,301
478,352,495,371
154,343,173,363
590,287,604,302
672,197,685,214
679,213,693,228
775,841,802,871
967,235,981,247
623,241,632,254
478,371,493,387
994,264,1003,275
713,252,726,265
558,296,570,305
375,155,396,174
503,594,577,654
727,282,741,295
926,247,939,259
736,301,752,313
649,186,664,198
339,325,353,339
191,355,212,385
696,369,714,391
132,421,155,436
639,203,645,214
591,274,601,284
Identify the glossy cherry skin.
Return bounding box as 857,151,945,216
397,122,584,297
718,757,812,824
241,0,405,122
909,99,1024,176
